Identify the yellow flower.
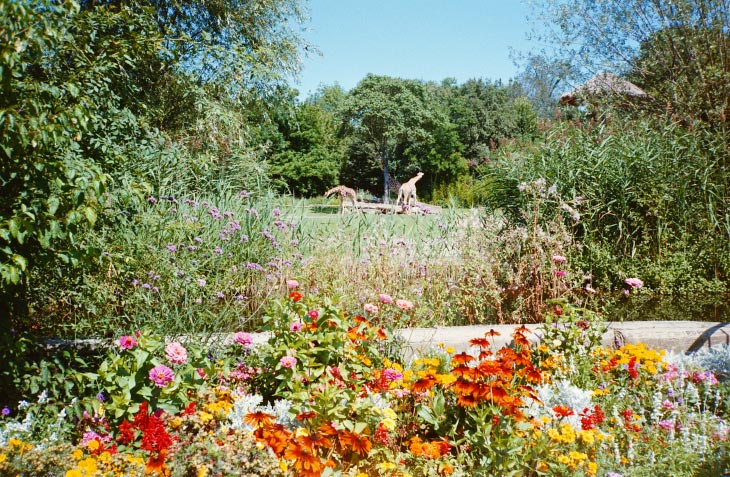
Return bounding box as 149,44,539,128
168,416,182,429
435,374,457,386
197,465,208,477
199,411,214,423
378,462,396,471
99,451,112,464
445,346,455,354
0,453,6,463
536,462,549,472
380,418,396,430
65,470,83,477
557,455,571,465
78,457,98,474
72,449,84,460
87,440,100,452
356,473,368,477
295,427,310,437
279,460,288,472
587,461,598,476
381,408,397,420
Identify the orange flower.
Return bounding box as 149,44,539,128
485,329,501,337
338,430,372,456
412,376,437,393
296,411,317,422
261,423,291,455
244,411,275,427
450,352,476,366
553,405,574,417
514,325,530,335
317,421,339,437
469,337,490,348
289,291,303,301
284,439,324,477
377,327,387,340
145,449,170,476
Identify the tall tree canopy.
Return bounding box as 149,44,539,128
341,75,438,202
528,0,730,124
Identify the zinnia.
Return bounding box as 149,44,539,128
625,277,644,288
280,356,297,369
364,303,379,314
308,309,319,320
290,320,303,332
396,299,414,310
165,342,188,364
234,331,253,347
286,279,299,289
149,365,174,387
119,335,137,349
379,293,393,304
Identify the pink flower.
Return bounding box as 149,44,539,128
396,299,414,310
383,368,403,382
552,255,567,264
308,309,319,320
165,342,188,364
119,335,137,349
364,303,379,314
234,332,253,347
286,279,299,290
661,400,675,410
280,356,297,369
149,364,174,387
290,320,303,332
625,277,644,288
555,270,566,277
658,419,674,431
379,294,393,304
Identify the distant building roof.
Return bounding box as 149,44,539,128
560,72,648,105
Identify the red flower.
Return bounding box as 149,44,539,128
117,420,136,445
289,291,303,301
374,422,389,445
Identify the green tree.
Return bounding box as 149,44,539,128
0,1,165,307
269,85,348,196
528,0,730,125
341,75,437,202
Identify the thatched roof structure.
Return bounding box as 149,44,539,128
559,72,648,106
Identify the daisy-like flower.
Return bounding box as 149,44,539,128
149,364,174,387
119,335,138,349
234,332,253,347
280,356,298,369
396,299,414,310
165,342,188,364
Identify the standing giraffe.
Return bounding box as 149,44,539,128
324,185,358,214
396,172,424,209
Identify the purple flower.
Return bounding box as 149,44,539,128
147,196,157,204
213,247,223,254
194,236,203,243
96,393,106,403
149,364,175,387
198,279,206,287
1,406,10,417
237,190,250,198
279,356,297,369
166,244,178,252
290,320,303,332
383,368,403,382
216,291,225,299
551,255,567,264
273,208,281,217
625,277,644,288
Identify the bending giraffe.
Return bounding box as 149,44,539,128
396,172,424,209
324,185,358,214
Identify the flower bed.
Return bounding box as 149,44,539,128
1,291,730,477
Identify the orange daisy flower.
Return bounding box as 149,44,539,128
450,352,476,366
469,337,491,348
244,411,275,427
338,430,372,456
485,329,501,337
411,376,437,393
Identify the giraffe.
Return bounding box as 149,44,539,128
396,172,424,209
324,185,358,214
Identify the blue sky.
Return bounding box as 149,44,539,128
294,0,535,98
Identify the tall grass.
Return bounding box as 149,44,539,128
481,115,730,293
